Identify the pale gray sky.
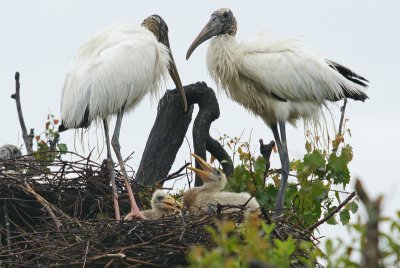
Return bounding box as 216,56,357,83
1,0,399,239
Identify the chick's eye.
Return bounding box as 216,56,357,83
156,196,163,201
223,12,229,18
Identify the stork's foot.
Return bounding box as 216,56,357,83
123,209,147,220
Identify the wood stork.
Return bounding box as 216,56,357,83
186,8,368,215
141,190,182,220
59,15,188,220
0,144,22,160
184,153,260,214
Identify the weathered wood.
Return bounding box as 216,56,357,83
355,179,383,268
136,82,233,186
11,72,34,154
259,139,275,177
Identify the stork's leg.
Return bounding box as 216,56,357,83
274,121,290,215
111,107,146,220
271,122,290,216
103,119,121,221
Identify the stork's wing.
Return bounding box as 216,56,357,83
60,24,170,128
238,34,364,102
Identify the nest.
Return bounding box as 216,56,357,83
0,153,321,267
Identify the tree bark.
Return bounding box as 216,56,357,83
11,72,34,154
136,82,233,186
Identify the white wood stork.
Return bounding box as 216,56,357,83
186,8,368,215
184,154,259,214
59,15,188,220
0,144,22,160
141,190,182,220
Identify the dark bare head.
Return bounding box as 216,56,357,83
186,8,237,60
142,15,188,112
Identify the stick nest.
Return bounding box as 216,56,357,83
0,153,321,267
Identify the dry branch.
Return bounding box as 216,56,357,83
11,72,34,154
136,82,233,187
355,179,382,268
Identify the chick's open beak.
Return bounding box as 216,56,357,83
159,195,182,212
187,166,212,182
191,153,213,172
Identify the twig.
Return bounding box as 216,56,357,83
11,72,34,154
158,163,191,185
338,98,347,136
19,182,62,230
307,191,356,231
2,200,11,251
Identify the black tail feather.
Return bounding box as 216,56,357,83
326,59,369,101
58,107,91,132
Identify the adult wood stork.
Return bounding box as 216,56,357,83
141,190,182,220
186,8,368,215
59,15,188,220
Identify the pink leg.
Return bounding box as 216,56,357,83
112,106,146,220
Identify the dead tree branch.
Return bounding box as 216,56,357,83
259,139,275,178
355,179,382,268
11,72,34,154
136,82,233,186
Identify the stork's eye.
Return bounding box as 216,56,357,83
156,195,163,201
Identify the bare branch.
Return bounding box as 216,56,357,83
307,191,356,231
11,72,34,154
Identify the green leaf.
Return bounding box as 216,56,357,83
339,208,351,225
253,156,266,174
57,143,68,154
324,207,338,225
305,141,312,153
348,201,359,214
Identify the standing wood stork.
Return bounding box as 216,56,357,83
59,15,188,220
186,8,368,215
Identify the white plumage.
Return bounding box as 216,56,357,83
183,154,260,214
59,15,187,221
0,144,22,160
141,190,182,220
60,24,170,128
186,8,368,214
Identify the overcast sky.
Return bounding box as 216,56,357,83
1,1,399,239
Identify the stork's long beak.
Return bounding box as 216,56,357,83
159,195,183,212
168,54,188,112
187,153,214,182
186,19,220,60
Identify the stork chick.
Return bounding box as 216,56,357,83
183,154,259,214
142,190,182,220
182,153,226,214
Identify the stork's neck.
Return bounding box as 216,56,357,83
207,34,239,88
200,181,225,192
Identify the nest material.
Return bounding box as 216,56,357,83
0,153,320,267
